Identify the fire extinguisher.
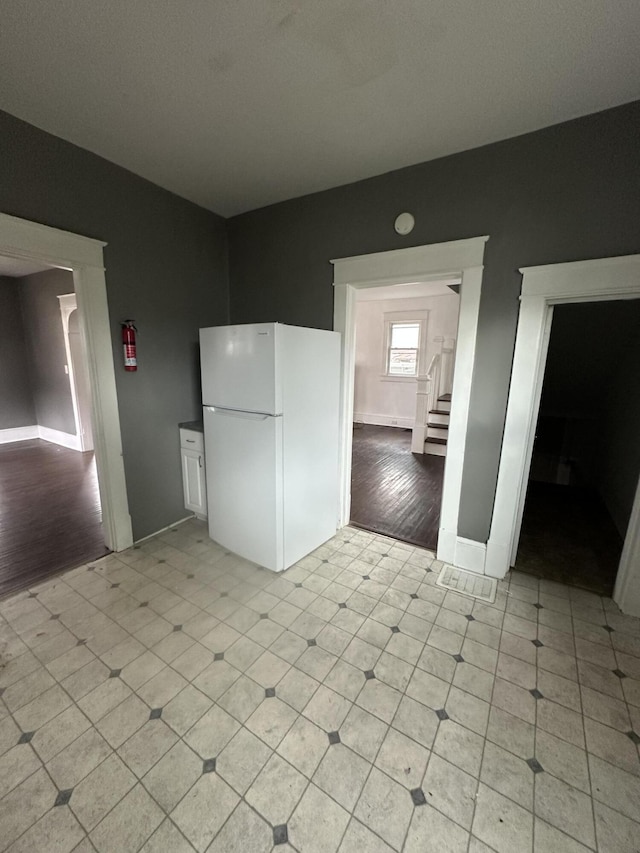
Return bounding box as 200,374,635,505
121,320,137,371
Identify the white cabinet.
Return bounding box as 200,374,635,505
180,427,207,520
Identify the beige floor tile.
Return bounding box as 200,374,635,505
594,800,640,853
0,769,58,851
90,783,164,853
535,772,595,848
405,803,470,853
323,659,365,702
139,818,194,853
584,716,640,775
534,729,590,793
354,767,414,850
304,685,352,731
423,753,478,829
0,743,42,800
183,703,240,758
445,686,490,736
162,684,211,735
313,743,370,811
481,741,533,809
171,772,239,850
246,752,307,823
70,752,136,831
289,783,350,853
433,718,483,776
46,727,112,789
216,727,272,794
118,719,178,777
537,669,581,711
246,697,298,747
6,804,85,853
537,698,585,748
472,783,533,853
277,714,329,777
30,705,91,763
588,753,640,822
207,801,273,853
192,659,241,700
338,818,395,853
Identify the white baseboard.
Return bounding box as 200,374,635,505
0,425,39,444
437,528,491,576
0,424,84,450
38,426,82,451
353,412,413,429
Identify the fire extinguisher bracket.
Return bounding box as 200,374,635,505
121,320,138,371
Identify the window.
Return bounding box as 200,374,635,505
382,311,428,379
387,322,420,375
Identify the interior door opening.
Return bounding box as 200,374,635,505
513,299,640,597
348,279,461,551
0,255,107,597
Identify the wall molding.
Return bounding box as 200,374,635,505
485,252,640,615
0,426,39,444
332,236,489,568
353,413,414,429
38,425,82,451
0,211,133,553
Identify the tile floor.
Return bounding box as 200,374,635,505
1,520,639,853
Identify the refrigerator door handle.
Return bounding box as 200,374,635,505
205,406,279,421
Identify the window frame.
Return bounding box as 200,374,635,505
381,310,429,381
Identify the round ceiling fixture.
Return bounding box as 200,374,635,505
394,212,415,235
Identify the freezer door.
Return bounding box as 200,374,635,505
203,406,284,571
200,323,281,414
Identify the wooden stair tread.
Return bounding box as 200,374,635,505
429,409,450,415
428,423,448,431
438,394,452,402
425,436,447,446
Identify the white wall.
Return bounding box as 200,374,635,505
354,293,460,427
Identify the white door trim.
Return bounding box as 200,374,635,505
332,236,488,566
0,211,133,553
486,252,640,615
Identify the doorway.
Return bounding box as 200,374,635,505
349,280,461,550
0,211,133,595
0,261,107,596
488,252,640,616
513,300,640,596
332,236,488,567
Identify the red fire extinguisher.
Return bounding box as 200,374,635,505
121,320,137,371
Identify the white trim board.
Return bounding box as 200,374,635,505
0,425,79,449
0,426,39,444
353,414,414,429
486,252,640,617
332,236,488,569
0,211,133,553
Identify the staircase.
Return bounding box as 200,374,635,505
425,393,450,456
410,335,456,457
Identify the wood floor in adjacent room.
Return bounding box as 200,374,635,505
515,481,624,597
350,424,444,551
0,439,108,598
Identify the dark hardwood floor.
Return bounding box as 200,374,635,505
350,424,444,550
515,482,623,596
0,439,108,598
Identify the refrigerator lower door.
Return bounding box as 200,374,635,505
203,406,284,571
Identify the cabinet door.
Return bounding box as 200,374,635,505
181,448,207,517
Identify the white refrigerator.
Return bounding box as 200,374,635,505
200,322,341,572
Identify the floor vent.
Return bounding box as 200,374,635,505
436,565,497,603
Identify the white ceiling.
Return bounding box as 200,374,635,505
1,1,638,217
0,256,50,277
356,281,457,301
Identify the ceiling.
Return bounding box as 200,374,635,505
1,1,638,218
356,281,458,301
0,256,50,277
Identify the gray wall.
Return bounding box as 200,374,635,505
20,268,76,434
226,101,640,542
0,276,35,429
0,109,229,540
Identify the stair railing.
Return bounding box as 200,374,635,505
411,353,440,454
